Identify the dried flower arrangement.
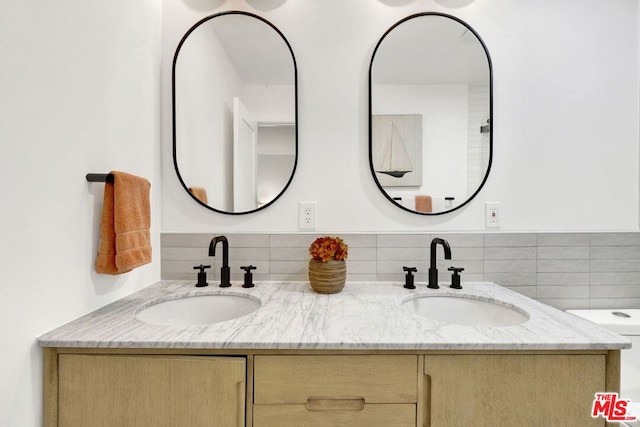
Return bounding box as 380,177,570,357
308,236,348,263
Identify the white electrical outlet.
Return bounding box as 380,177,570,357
485,202,501,229
299,202,317,230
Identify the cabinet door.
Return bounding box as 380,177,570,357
58,355,245,427
424,354,606,427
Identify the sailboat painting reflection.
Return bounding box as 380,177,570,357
372,114,422,186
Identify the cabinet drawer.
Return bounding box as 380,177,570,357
254,355,417,404
254,403,416,427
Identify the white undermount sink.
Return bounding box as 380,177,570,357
135,293,261,327
401,294,529,327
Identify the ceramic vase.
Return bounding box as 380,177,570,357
308,259,346,294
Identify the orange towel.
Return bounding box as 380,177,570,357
96,171,151,274
415,195,432,213
188,186,208,204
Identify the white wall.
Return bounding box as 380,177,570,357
162,0,639,232
0,1,162,425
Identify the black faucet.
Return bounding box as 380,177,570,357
428,238,451,289
209,236,231,288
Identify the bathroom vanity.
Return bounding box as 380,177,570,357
39,281,629,426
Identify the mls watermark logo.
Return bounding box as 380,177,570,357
591,392,637,422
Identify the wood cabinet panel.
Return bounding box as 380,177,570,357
253,403,416,427
423,354,606,427
45,349,617,427
254,355,418,404
58,355,246,427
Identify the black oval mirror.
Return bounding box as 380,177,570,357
369,13,492,215
173,11,298,214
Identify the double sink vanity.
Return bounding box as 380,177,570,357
40,279,629,426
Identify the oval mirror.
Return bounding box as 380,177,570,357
173,12,297,214
369,13,492,215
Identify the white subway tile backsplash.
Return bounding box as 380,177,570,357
590,298,640,309
591,245,640,259
536,285,590,299
269,247,308,261
269,234,317,248
228,261,270,278
484,233,537,247
376,260,431,274
163,259,214,273
376,247,428,261
484,272,537,286
484,260,537,273
161,233,213,247
340,234,378,247
348,274,379,282
160,247,206,261
537,259,590,273
452,247,484,260
484,247,536,260
345,260,378,275
227,247,270,261
451,260,483,274
460,273,484,283
536,246,590,260
537,233,591,247
376,273,416,282
591,233,640,246
346,247,377,261
161,232,640,310
591,259,640,272
229,234,271,247
590,285,640,298
269,273,309,282
269,260,307,274
377,234,431,248
438,233,484,247
537,272,590,286
591,272,640,285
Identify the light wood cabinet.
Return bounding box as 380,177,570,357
423,354,607,426
56,354,246,427
253,355,418,427
44,349,619,427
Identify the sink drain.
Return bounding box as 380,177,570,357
612,311,631,318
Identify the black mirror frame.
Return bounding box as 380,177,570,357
368,12,493,215
172,11,298,215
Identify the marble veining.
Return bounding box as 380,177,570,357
37,281,630,350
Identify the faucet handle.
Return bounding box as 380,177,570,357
448,266,464,289
403,266,417,289
240,265,256,288
193,264,211,287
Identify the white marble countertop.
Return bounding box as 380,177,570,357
38,281,630,350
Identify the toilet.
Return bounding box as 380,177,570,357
567,309,639,425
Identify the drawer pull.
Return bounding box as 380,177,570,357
305,397,365,411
